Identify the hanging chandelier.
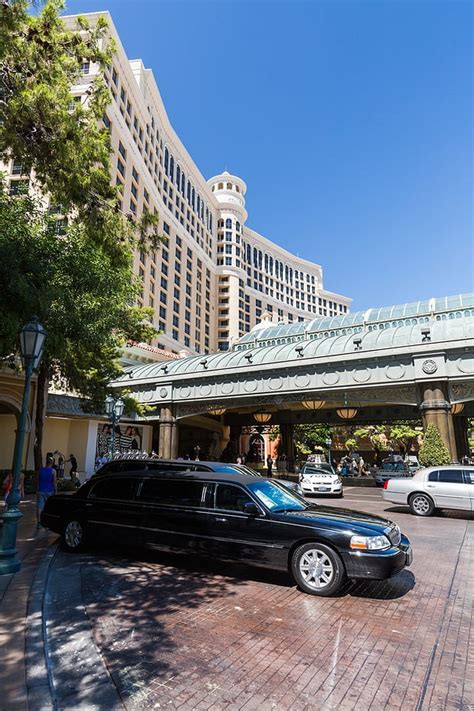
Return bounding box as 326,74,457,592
208,407,226,416
254,412,272,423
302,400,325,410
336,393,358,420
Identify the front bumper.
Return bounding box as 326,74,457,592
342,534,412,580
301,480,342,495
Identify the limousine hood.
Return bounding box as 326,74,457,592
279,505,393,534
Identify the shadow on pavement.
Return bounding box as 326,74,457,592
384,505,474,521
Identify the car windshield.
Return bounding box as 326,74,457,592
248,480,309,512
303,466,331,475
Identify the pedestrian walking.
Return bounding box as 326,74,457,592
36,458,57,528
66,453,78,481
266,454,273,477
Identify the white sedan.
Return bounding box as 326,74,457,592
382,465,474,516
299,465,343,497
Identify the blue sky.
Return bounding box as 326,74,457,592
63,0,473,310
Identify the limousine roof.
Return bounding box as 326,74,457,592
90,468,263,486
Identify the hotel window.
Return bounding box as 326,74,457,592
181,173,185,195
81,61,90,75
159,306,166,319
160,292,167,304
164,148,169,174
161,277,167,289
129,199,136,214
131,183,138,199
176,165,181,187
163,222,170,235
173,302,180,313
111,67,118,85
173,315,179,327
169,156,174,181
117,159,126,177
172,329,179,340
132,166,139,183
225,218,232,229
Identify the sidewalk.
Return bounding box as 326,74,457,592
0,497,57,711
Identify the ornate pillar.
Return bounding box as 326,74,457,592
159,407,177,459
279,423,295,472
453,416,470,461
419,383,457,462
228,425,242,462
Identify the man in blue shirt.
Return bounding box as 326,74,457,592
36,458,57,529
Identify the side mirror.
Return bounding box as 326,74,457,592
243,502,261,516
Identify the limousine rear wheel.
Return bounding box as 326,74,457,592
291,542,345,596
62,519,86,552
409,493,434,517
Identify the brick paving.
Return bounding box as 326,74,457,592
41,488,474,711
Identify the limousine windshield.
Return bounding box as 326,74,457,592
248,480,309,512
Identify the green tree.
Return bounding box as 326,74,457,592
418,424,451,467
0,2,163,466
353,425,387,464
0,185,156,467
388,422,421,456
294,424,332,458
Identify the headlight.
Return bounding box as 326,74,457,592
350,535,390,551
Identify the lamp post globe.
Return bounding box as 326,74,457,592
0,317,47,575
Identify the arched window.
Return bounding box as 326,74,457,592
191,187,195,209
218,182,223,189
164,147,169,173
201,201,204,219
280,263,283,279
258,250,263,269
169,155,174,181
181,172,185,195
225,218,232,229
176,164,181,187
247,244,251,262
187,180,191,203
285,265,289,282
236,185,240,193
269,256,273,274
226,182,232,189
196,195,200,214
236,221,241,233
264,254,268,271
253,247,258,266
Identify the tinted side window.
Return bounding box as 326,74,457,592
140,478,204,506
89,478,136,500
147,462,189,472
215,484,252,512
428,471,438,482
464,470,474,484
438,470,464,484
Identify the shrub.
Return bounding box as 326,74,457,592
419,424,451,467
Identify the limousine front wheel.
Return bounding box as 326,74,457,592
62,519,86,552
291,543,345,596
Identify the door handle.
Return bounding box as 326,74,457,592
85,502,93,507
215,517,227,523
426,485,435,488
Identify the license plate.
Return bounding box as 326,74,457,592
318,486,330,492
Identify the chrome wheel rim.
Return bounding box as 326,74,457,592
65,521,82,548
299,549,334,589
412,495,429,514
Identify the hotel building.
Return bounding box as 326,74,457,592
3,11,351,357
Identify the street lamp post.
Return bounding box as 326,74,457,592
0,317,47,575
325,437,333,467
105,395,125,459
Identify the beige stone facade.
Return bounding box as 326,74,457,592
3,11,350,358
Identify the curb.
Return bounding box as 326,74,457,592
25,543,58,711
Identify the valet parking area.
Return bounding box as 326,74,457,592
1,487,473,711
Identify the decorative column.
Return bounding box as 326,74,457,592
419,383,457,462
279,423,296,472
228,425,242,462
453,416,470,461
158,407,177,459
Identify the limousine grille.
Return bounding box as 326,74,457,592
386,525,401,546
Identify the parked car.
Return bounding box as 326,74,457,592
299,462,343,497
373,462,412,487
93,458,303,495
382,465,474,516
41,469,412,596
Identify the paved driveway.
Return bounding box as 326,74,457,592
45,488,473,710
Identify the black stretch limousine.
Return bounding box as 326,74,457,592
41,470,412,596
